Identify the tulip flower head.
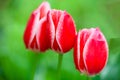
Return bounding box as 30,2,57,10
23,1,51,52
74,28,108,75
47,10,77,53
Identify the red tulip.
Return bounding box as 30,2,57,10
74,28,108,75
47,10,77,53
23,1,51,52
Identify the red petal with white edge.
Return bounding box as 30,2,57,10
34,1,51,19
37,17,50,51
47,10,63,52
83,28,108,75
29,12,41,51
23,1,51,51
51,10,63,52
74,32,81,71
56,11,76,53
74,29,91,72
46,11,55,49
23,13,36,49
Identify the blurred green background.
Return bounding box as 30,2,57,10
0,0,120,80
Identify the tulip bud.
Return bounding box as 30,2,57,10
23,1,51,52
74,28,108,75
47,10,76,53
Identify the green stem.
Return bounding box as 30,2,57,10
57,54,63,80
87,75,91,80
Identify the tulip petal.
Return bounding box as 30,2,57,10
74,31,81,71
83,28,108,75
51,10,63,52
56,11,76,53
23,1,51,52
34,1,51,19
47,11,56,50
74,29,91,72
47,10,63,52
23,12,39,50
37,17,50,51
24,14,34,49
47,10,76,53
